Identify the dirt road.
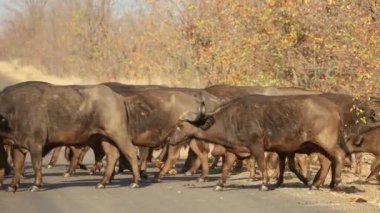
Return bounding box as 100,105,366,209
0,152,379,213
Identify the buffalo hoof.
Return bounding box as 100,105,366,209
259,185,269,191
275,183,283,188
129,183,140,189
197,177,208,183
7,186,17,192
140,171,149,179
28,185,40,192
310,185,319,190
95,183,105,189
168,169,177,176
79,164,87,170
63,173,71,178
114,166,120,173
214,185,223,191
329,183,336,189
46,164,54,169
184,171,193,176
89,171,95,175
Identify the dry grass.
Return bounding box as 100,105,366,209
0,60,171,90
0,60,84,89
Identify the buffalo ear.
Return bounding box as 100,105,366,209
199,116,215,130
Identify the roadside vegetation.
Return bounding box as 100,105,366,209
0,0,379,93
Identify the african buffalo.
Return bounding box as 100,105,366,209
242,93,376,188
346,125,380,181
0,81,141,192
296,93,377,187
48,82,222,182
101,83,222,182
180,85,322,184
168,95,346,191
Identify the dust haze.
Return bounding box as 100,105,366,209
0,60,169,90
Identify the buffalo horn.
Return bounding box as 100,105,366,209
179,112,199,122
199,101,206,119
179,101,206,122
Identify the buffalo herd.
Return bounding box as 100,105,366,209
0,81,379,192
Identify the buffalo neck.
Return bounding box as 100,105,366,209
349,130,380,155
192,119,234,148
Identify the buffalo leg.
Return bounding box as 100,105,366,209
0,145,8,187
78,146,90,170
138,147,151,179
29,145,44,192
353,153,363,175
247,157,256,181
210,156,221,170
288,153,308,186
276,153,286,187
89,142,105,175
215,151,236,191
186,157,200,176
63,146,81,177
8,149,26,192
155,144,182,182
311,154,330,189
249,142,268,191
0,168,4,188
189,139,209,182
182,147,197,173
296,154,309,179
151,146,168,170
96,141,119,188
266,152,279,179
47,146,62,168
157,145,168,162
366,156,380,181
329,149,344,188
234,159,243,172
118,154,133,173
5,144,13,173
111,134,140,188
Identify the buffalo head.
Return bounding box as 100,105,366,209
346,122,380,149
168,102,215,145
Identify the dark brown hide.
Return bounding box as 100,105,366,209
169,95,345,190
